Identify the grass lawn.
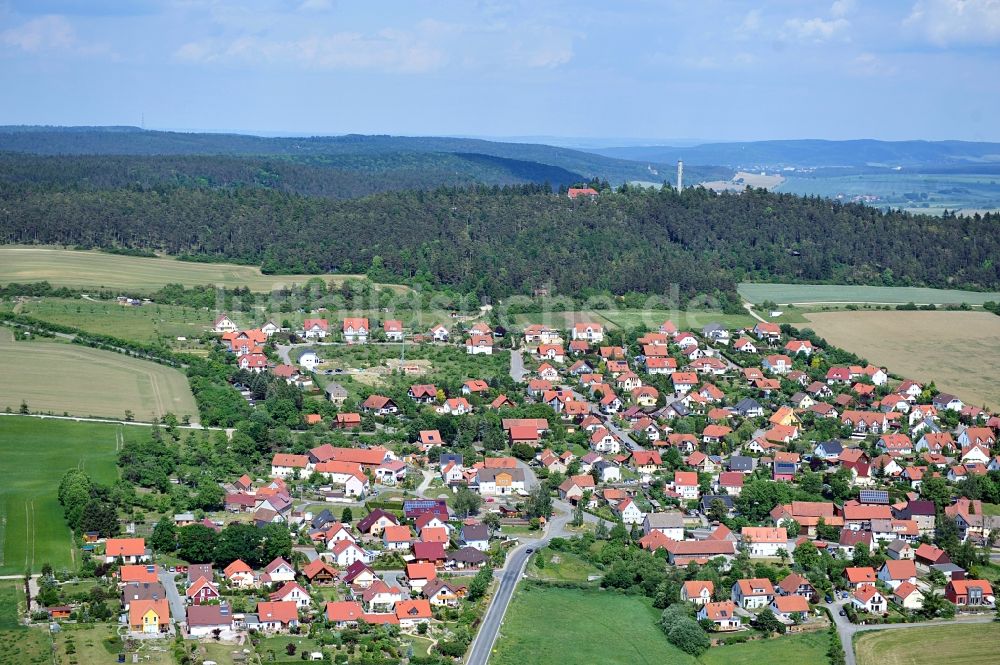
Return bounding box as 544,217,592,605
0,416,131,575
0,581,52,665
254,634,323,662
528,547,602,583
981,503,1000,516
698,631,830,665
0,327,198,420
12,297,212,344
854,623,1000,665
802,310,1000,409
492,585,696,665
739,282,1000,306
0,246,412,293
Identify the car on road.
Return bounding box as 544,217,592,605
169,567,176,573
839,609,846,616
825,595,833,603
526,548,533,554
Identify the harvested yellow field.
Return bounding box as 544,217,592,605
803,310,1000,409
0,328,198,421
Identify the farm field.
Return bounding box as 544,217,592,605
776,172,1000,215
0,416,129,575
9,297,211,343
803,310,1000,409
0,246,409,293
739,282,1000,306
0,327,198,420
491,585,696,665
853,622,1000,665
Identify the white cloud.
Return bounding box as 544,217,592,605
905,0,1000,46
1,15,77,52
1,14,115,56
175,27,447,73
783,16,850,42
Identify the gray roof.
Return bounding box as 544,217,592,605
734,398,763,414
477,467,525,483
325,382,348,396
728,456,753,471
462,523,489,541
644,512,684,528
815,440,843,454
447,547,488,564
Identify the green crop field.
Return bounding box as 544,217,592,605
492,585,696,665
0,246,409,293
0,327,198,420
854,623,1000,665
0,417,132,576
739,282,1000,306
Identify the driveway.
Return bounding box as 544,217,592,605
157,571,186,625
823,599,995,665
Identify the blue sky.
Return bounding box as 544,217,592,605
1,0,999,142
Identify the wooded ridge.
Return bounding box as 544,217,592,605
1,181,996,300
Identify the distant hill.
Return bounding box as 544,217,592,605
0,152,588,198
0,126,726,185
591,139,1000,169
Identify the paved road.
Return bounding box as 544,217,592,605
158,571,186,625
466,504,573,665
824,599,995,665
509,349,527,383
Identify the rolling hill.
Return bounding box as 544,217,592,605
0,126,726,185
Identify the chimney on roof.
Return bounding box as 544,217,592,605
677,160,683,190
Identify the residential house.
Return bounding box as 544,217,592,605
342,318,369,344
681,581,714,606
945,579,994,607
851,585,886,614
741,527,788,558
256,601,300,631
129,599,170,634
732,578,775,609
698,601,741,631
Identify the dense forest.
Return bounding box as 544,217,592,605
2,179,997,299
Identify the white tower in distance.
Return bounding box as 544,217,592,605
676,160,683,190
